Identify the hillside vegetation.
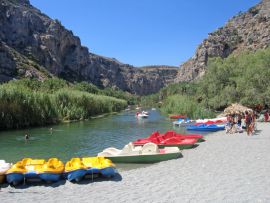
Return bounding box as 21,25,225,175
141,48,270,118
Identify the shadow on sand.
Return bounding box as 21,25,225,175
75,173,122,185
1,173,123,189
5,179,67,190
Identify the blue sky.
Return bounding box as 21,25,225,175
30,0,260,67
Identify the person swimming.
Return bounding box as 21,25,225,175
25,134,29,140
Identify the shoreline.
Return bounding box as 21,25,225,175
1,122,270,202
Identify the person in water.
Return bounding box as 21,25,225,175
25,134,29,140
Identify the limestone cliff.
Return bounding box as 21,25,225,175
176,0,270,82
0,0,178,95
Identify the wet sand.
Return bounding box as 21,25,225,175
1,122,270,203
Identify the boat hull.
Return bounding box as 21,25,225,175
66,169,87,182
24,172,42,182
6,173,24,185
105,152,181,163
134,143,195,150
186,127,224,132
39,173,62,183
159,144,194,150
100,167,116,178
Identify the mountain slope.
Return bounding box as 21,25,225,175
176,0,270,82
0,0,178,95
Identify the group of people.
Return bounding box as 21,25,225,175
225,111,256,135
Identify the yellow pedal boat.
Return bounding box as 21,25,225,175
64,158,87,182
6,161,27,185
82,157,116,178
23,158,46,181
37,158,64,182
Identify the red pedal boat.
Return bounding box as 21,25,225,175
195,120,225,125
133,131,203,149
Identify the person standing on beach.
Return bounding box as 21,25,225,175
245,111,252,136
251,111,257,133
264,109,269,122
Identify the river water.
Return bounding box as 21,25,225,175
0,110,204,170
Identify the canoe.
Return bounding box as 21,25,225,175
38,158,64,183
186,124,225,132
64,158,87,182
6,161,26,185
0,160,12,184
98,142,182,163
82,157,116,178
133,131,202,148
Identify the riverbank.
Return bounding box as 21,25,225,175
0,79,128,130
1,122,270,203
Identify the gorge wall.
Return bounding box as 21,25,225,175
1,0,269,94
0,0,178,95
175,0,270,82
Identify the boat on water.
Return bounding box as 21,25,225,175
64,158,87,182
151,108,156,111
6,160,27,185
133,131,203,149
0,160,12,184
98,142,181,163
82,157,116,178
169,114,187,119
186,124,225,132
136,112,148,118
173,118,195,127
38,158,64,183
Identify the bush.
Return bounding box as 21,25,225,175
160,95,215,119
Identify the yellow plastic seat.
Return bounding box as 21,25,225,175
82,157,115,169
6,161,27,174
65,158,87,172
37,158,64,174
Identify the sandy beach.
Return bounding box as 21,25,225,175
1,122,270,203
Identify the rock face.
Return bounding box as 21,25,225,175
176,0,270,82
0,0,178,95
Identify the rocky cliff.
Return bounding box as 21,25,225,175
0,0,178,95
175,0,270,82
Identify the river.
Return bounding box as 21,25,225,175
0,110,202,170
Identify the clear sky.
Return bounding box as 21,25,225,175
30,0,260,67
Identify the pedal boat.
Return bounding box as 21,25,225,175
23,158,46,182
133,131,200,149
6,161,26,185
64,158,87,182
186,124,225,132
82,157,116,178
98,142,182,163
38,158,64,183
